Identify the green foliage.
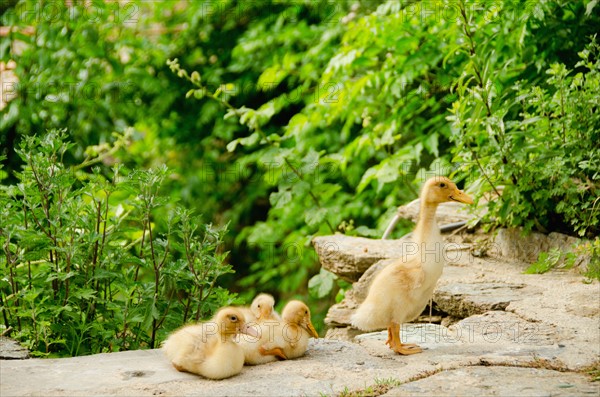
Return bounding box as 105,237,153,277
3,0,600,355
525,239,599,280
308,269,336,299
448,2,600,237
0,131,237,356
525,248,572,274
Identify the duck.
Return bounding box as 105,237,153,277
240,293,282,324
238,293,285,365
351,176,473,355
162,307,258,379
259,300,319,360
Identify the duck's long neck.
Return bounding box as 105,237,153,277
412,200,444,277
413,201,441,244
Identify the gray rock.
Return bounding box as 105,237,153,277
0,339,404,397
492,228,592,270
433,282,531,318
312,235,406,282
383,366,599,397
324,326,363,342
0,337,29,360
1,310,597,396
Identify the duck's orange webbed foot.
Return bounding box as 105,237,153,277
391,343,422,355
259,346,288,360
386,322,423,355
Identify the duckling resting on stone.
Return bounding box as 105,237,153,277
352,177,472,355
240,293,282,324
163,307,258,379
259,300,319,360
239,293,285,365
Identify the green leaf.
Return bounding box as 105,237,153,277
308,269,335,299
269,189,292,209
305,207,328,227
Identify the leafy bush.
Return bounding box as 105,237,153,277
0,131,237,356
448,4,600,238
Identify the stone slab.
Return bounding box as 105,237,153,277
0,337,29,360
312,235,406,282
0,339,402,397
2,320,597,397
383,366,599,397
433,282,530,318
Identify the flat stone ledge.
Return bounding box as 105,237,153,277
383,366,599,397
0,337,29,360
2,325,597,397
0,339,401,397
312,235,406,282
433,282,531,319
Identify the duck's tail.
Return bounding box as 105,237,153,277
351,301,383,332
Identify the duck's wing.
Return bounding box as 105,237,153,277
389,257,425,290
163,325,210,367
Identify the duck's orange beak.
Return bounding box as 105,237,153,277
303,320,319,339
449,189,473,205
239,323,260,338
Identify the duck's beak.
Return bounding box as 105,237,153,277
449,189,473,205
239,323,260,338
303,320,319,339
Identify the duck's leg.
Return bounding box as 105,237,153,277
387,322,422,355
385,325,393,347
259,345,288,360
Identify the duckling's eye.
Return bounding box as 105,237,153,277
304,310,308,314
439,182,446,188
229,315,238,322
257,304,261,308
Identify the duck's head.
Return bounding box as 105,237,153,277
250,293,276,320
421,177,473,205
215,307,259,338
282,300,319,338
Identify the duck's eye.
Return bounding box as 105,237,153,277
304,310,308,314
439,182,446,188
229,315,238,322
257,304,261,308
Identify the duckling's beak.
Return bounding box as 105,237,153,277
303,320,319,339
239,323,260,338
449,189,473,205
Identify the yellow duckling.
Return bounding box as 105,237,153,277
240,293,282,324
352,177,473,355
239,293,285,365
163,307,258,379
260,300,319,360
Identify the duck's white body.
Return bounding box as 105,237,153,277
351,177,472,354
